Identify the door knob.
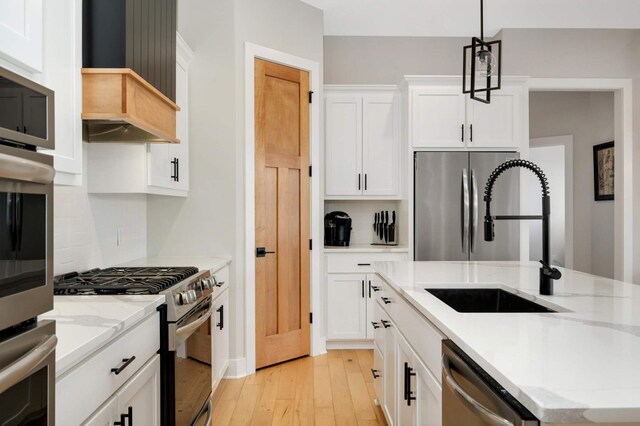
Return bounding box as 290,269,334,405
256,247,276,258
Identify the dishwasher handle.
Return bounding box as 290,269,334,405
442,352,515,426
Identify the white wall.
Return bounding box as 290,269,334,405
147,0,323,373
54,147,147,275
529,92,615,278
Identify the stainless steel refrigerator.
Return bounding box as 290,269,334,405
414,151,520,261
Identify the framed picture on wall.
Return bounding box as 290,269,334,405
593,141,614,201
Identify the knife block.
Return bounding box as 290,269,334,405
372,211,398,246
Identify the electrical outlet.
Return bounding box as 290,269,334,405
117,228,122,246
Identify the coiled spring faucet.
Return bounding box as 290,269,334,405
483,159,562,295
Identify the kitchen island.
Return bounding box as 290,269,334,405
372,260,640,425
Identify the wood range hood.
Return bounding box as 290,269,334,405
81,68,180,144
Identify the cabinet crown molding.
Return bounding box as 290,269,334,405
403,75,529,87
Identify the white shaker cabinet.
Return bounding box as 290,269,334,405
212,289,230,390
325,87,401,199
407,76,526,151
327,274,368,340
0,0,43,72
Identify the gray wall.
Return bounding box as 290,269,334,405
530,92,615,278
325,28,640,283
148,0,323,367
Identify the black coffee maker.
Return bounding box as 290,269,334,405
324,211,352,246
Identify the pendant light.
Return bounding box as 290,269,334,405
463,0,502,104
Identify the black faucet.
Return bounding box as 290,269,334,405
483,159,562,296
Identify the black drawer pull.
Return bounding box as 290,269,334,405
114,406,133,426
371,368,380,379
357,263,371,266
381,319,391,329
371,285,381,292
381,297,392,305
371,321,380,329
111,356,136,375
216,305,224,330
215,280,225,287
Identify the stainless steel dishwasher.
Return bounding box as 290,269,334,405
442,340,539,426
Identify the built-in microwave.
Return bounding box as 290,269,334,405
0,144,54,332
0,67,54,150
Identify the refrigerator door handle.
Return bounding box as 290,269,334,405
471,169,479,253
461,169,469,254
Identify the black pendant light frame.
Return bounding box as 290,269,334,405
462,0,502,104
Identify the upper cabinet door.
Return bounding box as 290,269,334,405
466,88,519,149
412,88,466,148
167,47,190,191
0,0,43,72
325,96,363,196
363,94,400,196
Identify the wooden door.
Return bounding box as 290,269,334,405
412,89,466,148
362,94,400,196
325,95,363,196
255,59,310,369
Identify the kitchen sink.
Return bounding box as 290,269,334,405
425,288,557,313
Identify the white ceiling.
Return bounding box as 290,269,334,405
301,0,640,37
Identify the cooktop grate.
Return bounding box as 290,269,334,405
53,267,199,295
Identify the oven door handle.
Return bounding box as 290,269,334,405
0,152,55,184
442,353,514,426
0,335,57,394
175,305,213,338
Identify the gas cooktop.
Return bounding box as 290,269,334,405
53,267,200,296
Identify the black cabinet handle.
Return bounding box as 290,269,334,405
114,406,133,426
357,263,370,266
361,280,365,298
470,124,473,142
171,157,178,181
16,126,20,132
176,158,180,182
368,280,372,298
461,124,464,142
371,368,380,379
111,356,136,375
23,126,27,134
358,173,361,190
216,305,224,330
371,321,380,329
381,319,391,329
364,173,368,191
371,285,381,292
381,297,391,305
403,362,416,406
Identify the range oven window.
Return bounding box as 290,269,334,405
0,192,46,298
0,365,48,425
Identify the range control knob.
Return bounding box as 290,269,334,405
179,291,190,305
186,289,197,303
174,293,182,305
202,278,212,289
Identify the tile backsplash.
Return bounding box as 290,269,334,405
54,186,147,275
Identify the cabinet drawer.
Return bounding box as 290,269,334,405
211,265,229,299
385,292,444,384
57,313,160,426
326,253,407,273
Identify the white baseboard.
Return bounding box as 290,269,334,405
224,357,247,378
312,336,327,356
326,340,374,350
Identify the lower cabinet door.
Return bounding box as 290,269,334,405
82,396,118,426
415,357,442,426
116,355,161,426
396,336,416,426
383,324,396,425
213,290,230,388
373,346,384,406
327,274,367,340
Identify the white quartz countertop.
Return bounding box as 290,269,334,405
42,295,164,377
117,255,232,274
373,260,640,424
324,244,409,253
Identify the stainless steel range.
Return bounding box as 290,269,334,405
54,266,223,426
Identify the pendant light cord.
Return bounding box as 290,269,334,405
480,0,484,41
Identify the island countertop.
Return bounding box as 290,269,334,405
372,260,640,424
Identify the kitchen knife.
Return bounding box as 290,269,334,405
384,211,388,243
374,213,378,232
390,211,396,243
379,210,384,239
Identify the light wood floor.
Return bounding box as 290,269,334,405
212,350,387,425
